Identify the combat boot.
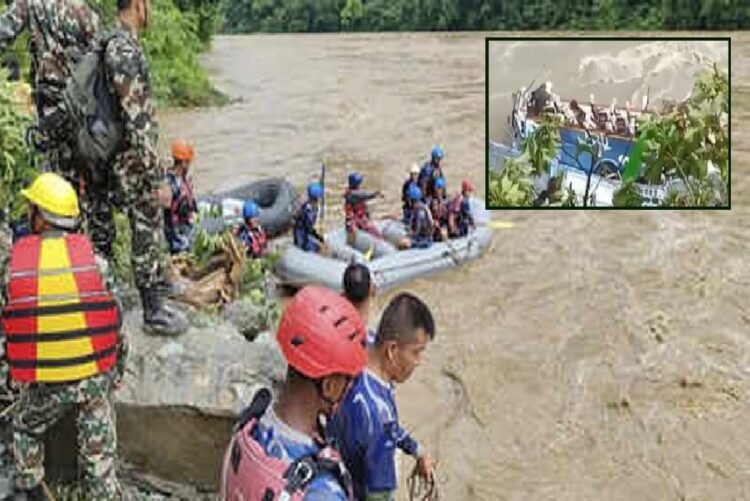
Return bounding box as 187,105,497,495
139,286,189,336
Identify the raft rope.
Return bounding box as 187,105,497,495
407,463,439,501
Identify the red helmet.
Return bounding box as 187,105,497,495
461,179,474,193
277,286,367,379
172,138,195,162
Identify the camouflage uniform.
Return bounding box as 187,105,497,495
85,20,165,290
0,0,100,184
0,233,126,500
0,220,13,499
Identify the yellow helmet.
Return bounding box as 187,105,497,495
21,173,80,228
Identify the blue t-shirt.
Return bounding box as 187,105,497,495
330,370,420,499
253,406,347,501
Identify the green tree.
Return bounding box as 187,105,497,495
0,70,39,220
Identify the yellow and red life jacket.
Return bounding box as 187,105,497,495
1,233,121,383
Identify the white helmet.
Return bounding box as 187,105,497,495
410,163,420,175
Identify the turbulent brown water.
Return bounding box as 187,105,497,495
161,33,749,500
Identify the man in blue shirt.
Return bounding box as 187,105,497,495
331,293,437,500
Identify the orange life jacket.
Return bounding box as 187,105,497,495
1,233,120,383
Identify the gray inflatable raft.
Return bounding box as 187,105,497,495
198,178,297,238
275,198,492,292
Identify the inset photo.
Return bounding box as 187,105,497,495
486,37,730,208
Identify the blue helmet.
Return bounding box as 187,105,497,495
307,182,323,200
348,172,363,189
408,184,422,201
434,177,446,190
431,146,444,159
243,200,260,219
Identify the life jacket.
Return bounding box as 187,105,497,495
410,202,433,238
293,200,316,232
0,233,120,383
429,196,448,226
449,195,473,233
220,388,353,501
344,189,369,228
236,224,267,258
168,171,196,227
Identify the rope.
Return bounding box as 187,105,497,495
407,463,439,501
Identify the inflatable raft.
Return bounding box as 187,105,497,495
275,199,492,292
197,178,297,238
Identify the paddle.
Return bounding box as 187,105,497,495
363,245,374,262
489,220,514,230
318,162,330,255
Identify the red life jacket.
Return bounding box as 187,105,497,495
250,227,267,257
449,194,463,214
430,197,447,225
220,389,353,501
168,172,196,226
235,224,267,258
1,233,120,383
344,189,369,228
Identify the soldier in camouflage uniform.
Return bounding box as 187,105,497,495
0,0,100,184
92,0,188,336
1,173,125,500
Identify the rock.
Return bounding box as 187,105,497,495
45,306,286,491
222,297,271,341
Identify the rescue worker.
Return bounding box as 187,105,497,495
86,0,188,336
428,177,448,242
406,185,433,250
342,262,376,346
293,182,325,253
235,201,267,259
163,138,197,255
401,164,420,224
220,285,367,501
419,146,445,201
1,172,124,500
0,0,100,183
330,293,437,501
344,172,383,242
447,179,475,239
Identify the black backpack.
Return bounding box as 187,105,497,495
63,32,123,172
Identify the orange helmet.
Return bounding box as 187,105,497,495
277,286,367,379
172,139,195,162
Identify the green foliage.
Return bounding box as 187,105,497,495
240,250,281,326
488,160,535,207
142,0,225,106
0,70,39,220
522,116,562,177
113,211,134,285
191,224,230,266
488,116,562,207
219,0,749,32
89,0,224,107
173,0,223,48
625,64,728,207
612,179,642,207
